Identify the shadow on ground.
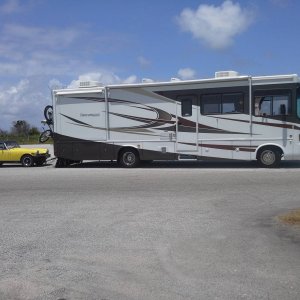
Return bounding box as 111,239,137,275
66,160,300,169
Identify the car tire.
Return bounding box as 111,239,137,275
21,155,34,167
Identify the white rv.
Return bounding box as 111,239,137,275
50,72,300,167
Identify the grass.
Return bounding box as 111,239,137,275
278,209,300,226
0,134,53,145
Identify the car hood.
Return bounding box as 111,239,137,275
19,147,49,154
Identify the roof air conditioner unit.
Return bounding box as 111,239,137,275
215,71,239,78
79,81,103,88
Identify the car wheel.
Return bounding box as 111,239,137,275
258,148,281,168
118,149,140,168
21,155,34,167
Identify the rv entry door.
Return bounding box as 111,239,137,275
176,95,198,152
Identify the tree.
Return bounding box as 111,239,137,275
28,126,40,136
0,128,8,137
11,120,31,136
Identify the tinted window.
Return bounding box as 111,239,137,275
179,95,196,117
202,93,243,115
222,93,244,113
202,94,221,114
254,91,291,116
181,98,192,117
273,95,289,115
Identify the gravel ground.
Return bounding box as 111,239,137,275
0,146,300,300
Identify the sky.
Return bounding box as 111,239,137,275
0,0,299,130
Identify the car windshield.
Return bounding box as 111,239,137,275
5,141,20,149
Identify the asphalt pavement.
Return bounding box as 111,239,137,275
0,150,300,300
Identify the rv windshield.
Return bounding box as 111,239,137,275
297,87,300,119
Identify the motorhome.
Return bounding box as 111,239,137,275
49,71,300,167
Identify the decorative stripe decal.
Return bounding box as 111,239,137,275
215,116,300,130
61,114,91,126
179,142,257,153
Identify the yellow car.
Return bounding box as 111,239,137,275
0,141,50,167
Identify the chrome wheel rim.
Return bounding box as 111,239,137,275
123,152,135,166
261,150,275,166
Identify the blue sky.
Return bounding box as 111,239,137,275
0,0,298,130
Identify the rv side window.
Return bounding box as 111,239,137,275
222,93,244,113
202,94,221,114
202,93,243,114
254,91,291,116
180,98,193,117
297,88,300,119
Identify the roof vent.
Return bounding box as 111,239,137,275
215,71,239,78
79,81,103,88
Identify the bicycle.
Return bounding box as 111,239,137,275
39,105,54,143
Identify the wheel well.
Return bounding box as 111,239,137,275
256,145,283,159
118,147,140,160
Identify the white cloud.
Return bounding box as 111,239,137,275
3,24,81,49
0,23,132,79
0,70,138,130
0,24,86,78
177,0,255,50
0,0,22,14
0,78,50,130
137,56,151,68
0,22,137,129
123,75,138,84
177,68,196,80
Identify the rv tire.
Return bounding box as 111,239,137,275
118,148,140,168
257,147,281,168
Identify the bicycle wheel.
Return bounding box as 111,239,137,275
39,130,52,143
44,105,53,123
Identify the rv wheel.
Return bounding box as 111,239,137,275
118,149,140,168
257,148,281,168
